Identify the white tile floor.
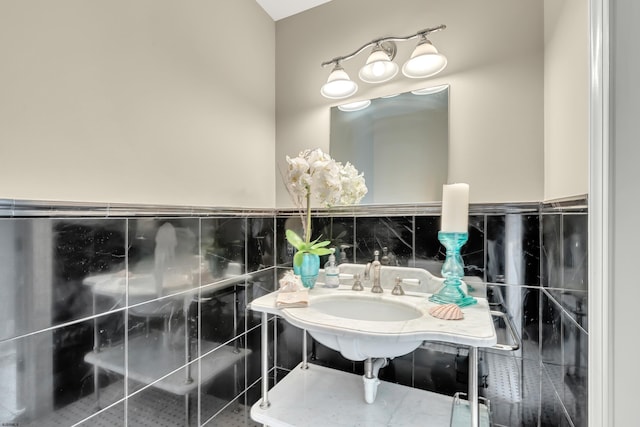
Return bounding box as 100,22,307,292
17,379,258,427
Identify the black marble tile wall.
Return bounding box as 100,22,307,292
0,212,275,427
354,216,414,265
0,199,587,427
541,210,588,330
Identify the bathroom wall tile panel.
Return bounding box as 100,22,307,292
0,218,127,342
245,319,275,390
125,297,198,396
485,215,506,283
541,293,565,403
0,313,125,426
488,215,540,286
312,216,356,264
379,351,414,388
541,214,562,289
413,215,443,274
522,215,542,286
484,355,541,427
562,214,588,292
198,348,247,425
127,218,200,309
540,364,572,427
413,343,465,397
247,217,275,272
484,286,539,362
275,317,304,371
521,287,541,361
355,216,413,266
0,340,19,424
245,269,277,330
200,286,239,353
462,215,485,278
57,312,126,408
540,291,563,366
275,217,294,266
200,217,246,280
560,290,588,332
562,311,587,427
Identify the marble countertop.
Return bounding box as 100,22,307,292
250,286,497,348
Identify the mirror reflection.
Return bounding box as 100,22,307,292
330,85,449,204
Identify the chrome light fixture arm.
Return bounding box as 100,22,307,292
320,25,446,67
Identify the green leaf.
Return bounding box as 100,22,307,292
286,229,305,250
293,250,304,268
311,240,331,248
310,247,333,256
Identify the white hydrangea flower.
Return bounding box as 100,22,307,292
283,148,368,241
338,161,368,205
285,154,311,202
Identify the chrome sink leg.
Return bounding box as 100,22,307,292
259,312,270,409
469,346,478,427
302,330,309,370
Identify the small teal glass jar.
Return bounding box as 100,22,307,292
293,252,320,289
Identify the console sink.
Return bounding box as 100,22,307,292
261,288,496,361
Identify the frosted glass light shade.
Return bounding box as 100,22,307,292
321,66,358,99
402,39,447,79
358,50,398,83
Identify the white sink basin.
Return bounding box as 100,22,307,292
265,288,496,361
311,295,422,322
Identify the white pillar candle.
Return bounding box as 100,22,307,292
441,183,469,232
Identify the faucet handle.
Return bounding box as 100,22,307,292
352,273,364,291
391,277,405,296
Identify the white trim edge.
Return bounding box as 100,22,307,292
588,0,610,425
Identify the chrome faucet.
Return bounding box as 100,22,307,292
370,250,383,293
364,262,372,283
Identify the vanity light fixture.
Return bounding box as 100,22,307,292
321,25,447,100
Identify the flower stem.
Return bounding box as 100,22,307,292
305,191,312,244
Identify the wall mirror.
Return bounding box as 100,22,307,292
330,85,448,204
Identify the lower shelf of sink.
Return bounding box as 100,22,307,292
250,362,489,427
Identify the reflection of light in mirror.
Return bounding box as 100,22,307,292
411,84,449,96
338,99,372,112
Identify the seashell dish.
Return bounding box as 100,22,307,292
429,303,464,320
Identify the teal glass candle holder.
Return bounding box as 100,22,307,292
429,231,477,307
